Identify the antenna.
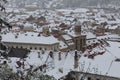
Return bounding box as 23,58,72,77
80,62,91,80
105,60,114,75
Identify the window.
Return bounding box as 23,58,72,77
96,78,100,80
16,46,18,48
88,41,90,43
80,39,82,44
25,34,27,36
35,47,37,50
39,47,42,50
21,46,23,49
30,47,32,49
45,48,47,50
71,78,75,80
76,39,78,44
88,77,91,80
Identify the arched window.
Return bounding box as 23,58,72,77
35,47,37,50
39,47,42,50
21,46,23,49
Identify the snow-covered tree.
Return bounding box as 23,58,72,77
0,61,19,80
0,60,56,80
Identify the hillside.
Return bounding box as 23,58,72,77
7,0,120,9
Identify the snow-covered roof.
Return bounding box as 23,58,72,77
67,30,81,37
79,41,120,78
74,8,89,13
23,23,34,30
107,20,120,25
108,25,118,29
62,34,72,40
2,32,59,45
97,34,120,40
86,32,96,39
56,8,89,14
59,41,68,49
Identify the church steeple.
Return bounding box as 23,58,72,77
74,21,81,35
42,26,50,36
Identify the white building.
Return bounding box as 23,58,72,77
1,32,59,51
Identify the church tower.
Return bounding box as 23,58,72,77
42,26,50,36
73,21,86,51
74,21,81,35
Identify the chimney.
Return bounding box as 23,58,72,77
49,51,54,59
58,51,61,61
59,68,63,73
74,50,78,68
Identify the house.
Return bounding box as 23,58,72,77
26,15,36,23
25,4,39,11
23,22,34,32
115,26,120,35
62,71,120,80
59,41,68,52
94,25,105,36
60,34,75,51
86,32,98,46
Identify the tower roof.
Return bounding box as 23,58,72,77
75,21,81,26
